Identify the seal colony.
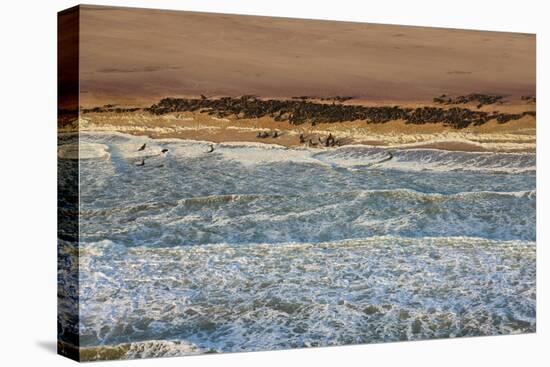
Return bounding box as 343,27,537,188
69,93,536,153
80,94,535,129
64,5,536,154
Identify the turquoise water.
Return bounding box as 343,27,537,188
59,132,536,359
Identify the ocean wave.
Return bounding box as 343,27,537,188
216,143,536,173
79,189,536,217
74,235,535,358
314,146,535,173
384,138,535,152
78,185,536,245
64,131,537,360
79,235,535,253
78,132,535,173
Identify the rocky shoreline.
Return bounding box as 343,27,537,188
78,94,535,130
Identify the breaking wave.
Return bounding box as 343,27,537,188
79,132,535,173
313,146,535,173
74,236,535,356
79,188,536,246
59,132,536,360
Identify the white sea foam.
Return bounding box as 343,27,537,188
386,138,536,152
75,236,535,355
77,131,535,173
65,132,536,359
57,142,110,160
314,145,535,173
218,144,320,166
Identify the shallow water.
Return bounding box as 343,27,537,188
58,132,536,360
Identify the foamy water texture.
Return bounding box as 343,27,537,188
58,132,536,360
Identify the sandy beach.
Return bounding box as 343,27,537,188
68,96,535,153
57,5,536,154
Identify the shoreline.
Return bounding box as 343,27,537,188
60,95,536,153
73,128,536,154
63,114,535,153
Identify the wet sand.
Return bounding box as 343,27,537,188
72,108,535,153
